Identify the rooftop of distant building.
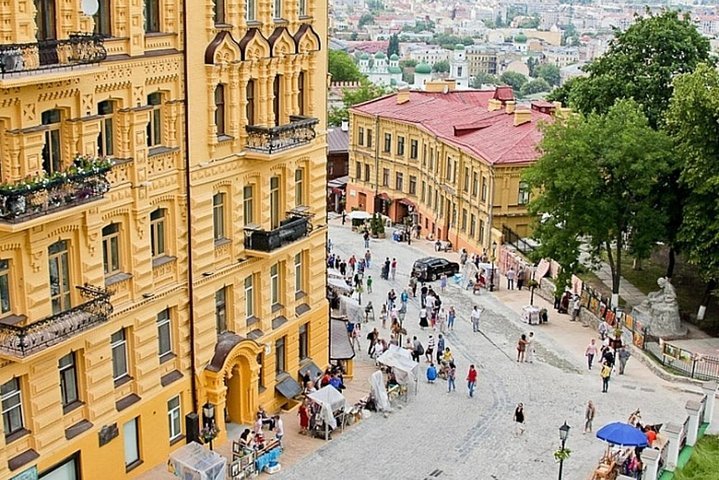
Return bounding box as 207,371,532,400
350,87,556,166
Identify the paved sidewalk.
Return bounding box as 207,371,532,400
593,261,648,307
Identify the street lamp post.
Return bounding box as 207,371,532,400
490,241,497,292
558,421,571,480
530,268,536,306
202,402,216,450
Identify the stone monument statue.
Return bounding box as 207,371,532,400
631,277,687,338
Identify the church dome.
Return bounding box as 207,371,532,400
388,66,402,74
514,33,527,43
360,52,370,60
415,62,432,74
454,43,466,51
374,51,387,59
390,53,399,61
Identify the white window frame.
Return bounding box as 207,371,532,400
167,396,182,441
270,263,279,306
111,329,129,381
244,275,254,319
123,417,140,467
294,252,303,293
1,378,24,437
157,309,172,360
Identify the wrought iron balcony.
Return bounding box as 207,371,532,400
0,33,107,76
0,285,113,359
0,156,112,224
244,216,312,253
245,115,319,155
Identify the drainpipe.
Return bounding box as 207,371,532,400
373,114,380,212
181,5,198,414
488,166,495,253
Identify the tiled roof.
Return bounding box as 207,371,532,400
350,89,552,165
327,127,349,154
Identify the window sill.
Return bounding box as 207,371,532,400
160,352,176,364
246,20,261,28
148,145,179,157
114,375,133,389
62,400,84,415
214,237,231,248
0,314,26,327
295,291,306,301
246,316,259,327
271,303,284,313
170,434,185,446
105,272,132,286
217,134,234,143
258,386,267,394
5,428,30,444
273,18,288,26
214,23,233,30
298,15,313,21
152,255,177,268
275,370,288,379
126,460,143,473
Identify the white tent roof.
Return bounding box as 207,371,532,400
328,276,353,293
376,345,419,383
339,295,364,325
307,385,347,429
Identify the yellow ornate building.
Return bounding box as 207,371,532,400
346,84,556,253
0,0,327,478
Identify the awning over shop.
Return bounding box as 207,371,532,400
330,318,355,360
328,175,349,189
398,198,415,208
376,192,391,201
275,375,302,400
328,276,353,293
298,360,323,380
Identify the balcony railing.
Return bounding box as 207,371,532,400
0,156,113,223
0,285,113,359
244,216,312,252
245,115,319,154
0,33,107,76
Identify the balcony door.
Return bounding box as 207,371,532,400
35,0,58,65
273,75,281,126
48,240,71,314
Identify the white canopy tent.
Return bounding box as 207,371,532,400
369,370,391,412
348,210,372,220
376,345,420,395
339,295,364,325
327,276,353,294
307,386,348,440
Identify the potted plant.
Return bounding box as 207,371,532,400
370,213,385,238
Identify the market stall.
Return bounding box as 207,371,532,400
229,438,282,478
591,422,650,480
306,385,348,441
376,345,420,401
522,305,541,325
168,442,226,480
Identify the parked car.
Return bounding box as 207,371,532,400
412,257,460,281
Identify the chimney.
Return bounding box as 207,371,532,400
552,101,563,110
505,100,516,114
341,120,349,132
488,98,502,112
396,89,410,105
514,109,532,126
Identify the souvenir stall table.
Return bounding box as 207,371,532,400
229,438,282,478
521,306,541,325
376,345,419,405
306,385,348,441
591,422,649,480
168,441,226,480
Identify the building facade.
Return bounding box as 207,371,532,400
0,0,328,478
346,85,554,254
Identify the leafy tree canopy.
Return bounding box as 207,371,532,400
432,60,450,73
499,71,528,92
430,33,474,50
665,64,719,283
328,80,389,126
329,50,363,82
400,59,418,69
470,72,499,89
523,99,673,295
387,33,400,57
520,78,551,97
359,13,375,28
535,63,561,87
566,10,712,129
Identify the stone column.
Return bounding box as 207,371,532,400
685,400,702,446
663,421,684,471
642,448,660,480
702,381,717,425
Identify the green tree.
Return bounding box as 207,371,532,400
499,71,528,92
359,13,375,28
329,50,363,82
546,77,578,105
523,100,672,303
470,73,498,89
432,60,450,73
527,57,539,77
328,80,389,126
564,10,713,276
387,33,400,57
535,64,561,86
665,63,719,314
519,78,551,96
399,59,417,69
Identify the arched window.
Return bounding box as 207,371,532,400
214,84,226,136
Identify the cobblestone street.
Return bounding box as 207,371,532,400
276,219,701,480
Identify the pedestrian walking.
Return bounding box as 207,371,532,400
618,346,631,375
598,319,609,341
585,338,597,370
420,283,428,307
380,304,388,329
513,403,525,436
437,307,447,333
390,258,397,280
426,334,435,363
440,273,447,292
571,295,581,322
400,289,409,307
365,249,372,269
516,334,528,362
366,275,373,293
409,276,418,297
411,336,424,363
447,306,456,331
419,307,429,330
274,415,284,447
506,267,516,290
525,332,535,363
584,400,596,433
470,306,482,333
600,361,612,393
436,334,445,364
367,328,378,356
350,322,361,351
363,231,370,248
341,210,346,225
466,365,478,398
447,362,457,392
517,267,525,290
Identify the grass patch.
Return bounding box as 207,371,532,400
673,435,719,480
